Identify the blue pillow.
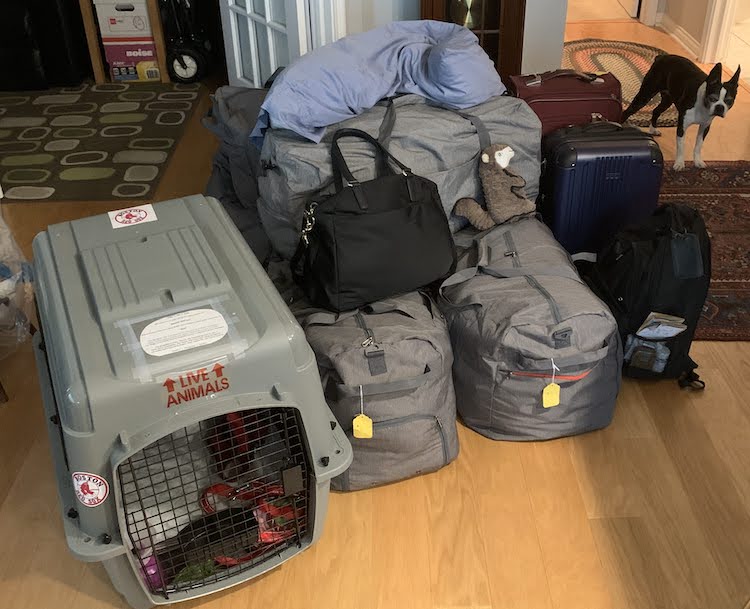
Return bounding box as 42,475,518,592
251,20,505,144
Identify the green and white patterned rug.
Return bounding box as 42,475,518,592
0,81,202,201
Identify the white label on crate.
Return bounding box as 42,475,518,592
140,309,229,357
108,204,157,229
72,472,109,508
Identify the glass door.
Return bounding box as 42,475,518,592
446,0,501,64
220,0,309,87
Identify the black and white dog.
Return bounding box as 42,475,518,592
621,54,741,171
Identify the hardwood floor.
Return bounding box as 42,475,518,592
1,20,749,609
566,0,631,22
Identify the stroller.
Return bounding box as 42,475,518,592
159,0,211,83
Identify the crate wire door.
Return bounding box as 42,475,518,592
118,407,310,598
220,0,309,87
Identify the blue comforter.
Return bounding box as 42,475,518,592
251,20,506,144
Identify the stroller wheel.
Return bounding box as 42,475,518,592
168,48,206,83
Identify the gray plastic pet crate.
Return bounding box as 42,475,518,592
32,195,352,608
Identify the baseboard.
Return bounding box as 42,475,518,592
659,13,700,58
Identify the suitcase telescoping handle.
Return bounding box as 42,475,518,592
526,69,602,86
580,120,625,131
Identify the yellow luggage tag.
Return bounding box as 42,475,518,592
353,385,373,439
542,359,561,408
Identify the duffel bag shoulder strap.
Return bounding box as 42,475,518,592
453,111,491,150
378,99,491,161
439,263,584,308
301,296,429,327
479,265,583,283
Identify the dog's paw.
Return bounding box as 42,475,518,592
649,126,662,137
694,159,708,169
673,160,686,171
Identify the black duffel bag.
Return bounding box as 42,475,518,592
291,128,456,312
578,203,711,389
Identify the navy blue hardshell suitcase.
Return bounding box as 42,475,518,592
539,122,663,254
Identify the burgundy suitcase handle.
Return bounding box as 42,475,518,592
526,70,602,86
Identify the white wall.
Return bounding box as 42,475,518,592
736,2,750,24
522,0,568,73
345,0,420,35
663,0,710,42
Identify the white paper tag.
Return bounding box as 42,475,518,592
108,204,158,229
140,309,229,357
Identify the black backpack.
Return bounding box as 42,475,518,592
580,203,711,388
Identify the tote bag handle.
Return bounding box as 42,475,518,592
330,128,413,192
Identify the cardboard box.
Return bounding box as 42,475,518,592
103,39,160,81
94,0,152,39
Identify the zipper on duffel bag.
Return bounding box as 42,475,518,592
355,312,376,347
504,231,521,267
500,232,564,324
363,414,449,465
524,275,563,323
354,312,388,374
510,369,593,381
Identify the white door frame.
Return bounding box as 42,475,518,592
638,0,660,26
699,0,738,63
220,0,310,88
617,0,640,19
308,0,347,48
220,0,345,87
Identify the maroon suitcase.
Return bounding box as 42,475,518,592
507,70,622,136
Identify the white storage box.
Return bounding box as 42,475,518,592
94,0,153,39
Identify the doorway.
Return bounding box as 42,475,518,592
566,0,660,27
566,0,632,22
699,0,746,82
724,3,750,84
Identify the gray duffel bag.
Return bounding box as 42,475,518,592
439,217,623,441
295,291,459,490
258,93,541,258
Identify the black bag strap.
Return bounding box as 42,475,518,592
678,370,705,390
330,128,412,191
290,238,305,285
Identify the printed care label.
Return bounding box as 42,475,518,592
140,309,229,357
108,203,158,229
72,472,110,507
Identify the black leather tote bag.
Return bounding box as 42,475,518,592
291,128,456,312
